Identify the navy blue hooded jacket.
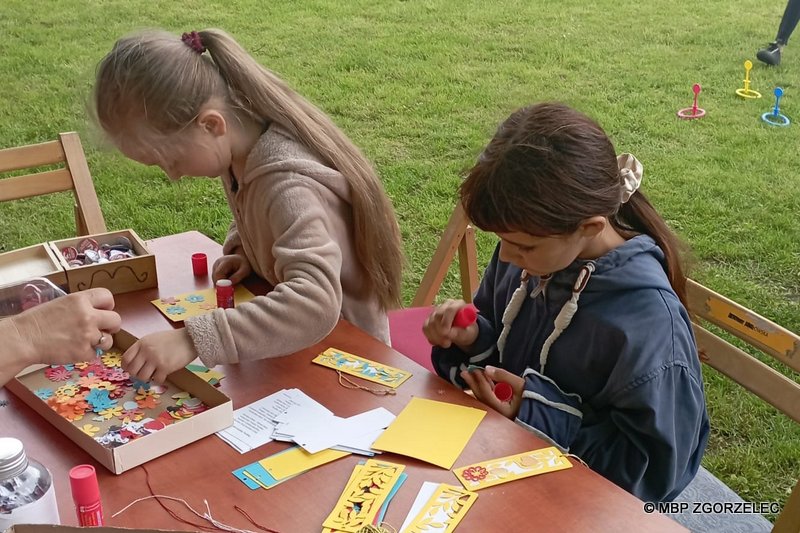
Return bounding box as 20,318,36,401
432,235,709,502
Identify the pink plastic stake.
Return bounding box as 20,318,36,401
692,84,701,115
493,381,513,403
452,304,478,328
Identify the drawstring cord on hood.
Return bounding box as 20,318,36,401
496,263,595,373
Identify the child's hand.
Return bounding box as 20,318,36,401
212,254,252,284
121,329,196,384
460,365,524,419
423,300,479,348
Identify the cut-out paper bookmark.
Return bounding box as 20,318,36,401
372,397,485,469
453,446,572,491
313,348,412,389
322,459,405,532
399,482,478,533
151,285,256,322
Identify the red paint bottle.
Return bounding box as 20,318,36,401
69,464,104,526
215,279,234,309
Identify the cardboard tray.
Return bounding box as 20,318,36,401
49,229,157,295
0,243,67,288
5,330,232,475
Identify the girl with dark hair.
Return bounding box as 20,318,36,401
423,103,709,502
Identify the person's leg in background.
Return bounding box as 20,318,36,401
758,0,800,65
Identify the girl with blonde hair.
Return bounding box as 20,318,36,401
93,29,403,383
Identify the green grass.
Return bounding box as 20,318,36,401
1,0,798,520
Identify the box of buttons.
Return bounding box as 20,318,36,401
48,229,157,295
5,329,233,474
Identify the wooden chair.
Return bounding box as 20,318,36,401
668,281,800,532
0,132,107,236
393,203,800,530
387,203,480,372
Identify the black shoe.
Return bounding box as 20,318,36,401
757,42,782,66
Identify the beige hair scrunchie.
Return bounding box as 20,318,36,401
617,153,643,203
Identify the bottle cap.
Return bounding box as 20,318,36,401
216,279,232,287
452,304,478,329
69,464,100,505
493,381,513,403
0,438,27,479
191,252,208,276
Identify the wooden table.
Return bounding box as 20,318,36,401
0,231,685,532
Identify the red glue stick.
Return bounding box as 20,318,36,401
452,304,478,328
215,279,234,309
493,381,513,403
69,464,104,526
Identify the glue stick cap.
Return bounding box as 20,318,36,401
216,279,232,288
69,464,100,505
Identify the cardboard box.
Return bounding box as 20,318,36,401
5,330,233,475
49,229,157,295
0,243,67,288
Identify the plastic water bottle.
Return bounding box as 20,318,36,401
0,437,60,527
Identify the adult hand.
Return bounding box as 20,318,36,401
121,329,196,384
13,288,120,366
461,365,525,419
212,254,252,284
423,299,479,348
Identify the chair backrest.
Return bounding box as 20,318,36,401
687,280,800,532
0,132,107,236
422,203,800,529
412,203,479,306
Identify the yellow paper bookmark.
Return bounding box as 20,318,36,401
402,484,478,533
313,348,412,389
453,446,572,491
322,459,405,532
260,446,349,481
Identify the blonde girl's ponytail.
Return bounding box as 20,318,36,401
199,29,404,309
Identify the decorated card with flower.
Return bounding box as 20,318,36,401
453,446,572,491
150,285,256,322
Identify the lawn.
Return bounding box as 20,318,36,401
1,0,798,520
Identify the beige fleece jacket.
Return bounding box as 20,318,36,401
185,124,389,366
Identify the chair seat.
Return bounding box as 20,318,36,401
388,306,435,373
667,466,772,532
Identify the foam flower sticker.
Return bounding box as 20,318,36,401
137,395,160,410
101,353,122,367
45,366,72,382
56,383,80,397
160,296,179,305
199,302,216,310
166,305,187,315
51,363,75,371
98,406,123,420
77,375,101,389
185,294,205,303
34,388,54,400
461,466,489,482
81,424,100,437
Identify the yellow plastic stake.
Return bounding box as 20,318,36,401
736,60,762,99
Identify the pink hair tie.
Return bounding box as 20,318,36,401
181,31,206,54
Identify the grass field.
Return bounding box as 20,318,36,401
1,0,798,520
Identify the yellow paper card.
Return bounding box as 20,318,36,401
260,446,349,480
453,446,573,491
402,484,478,533
313,347,412,389
371,398,486,469
150,285,255,322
